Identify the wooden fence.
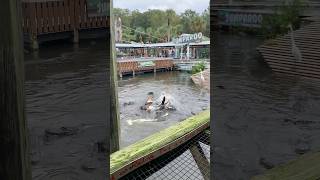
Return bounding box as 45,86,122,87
22,0,109,36
117,59,174,77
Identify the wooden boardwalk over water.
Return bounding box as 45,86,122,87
258,19,320,79
117,58,174,77
22,0,109,49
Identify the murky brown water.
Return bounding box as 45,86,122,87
212,32,320,180
25,40,108,180
118,71,210,148
25,40,210,179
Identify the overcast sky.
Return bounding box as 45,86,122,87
114,0,210,14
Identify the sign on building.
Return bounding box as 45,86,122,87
173,33,203,44
87,0,109,17
217,10,265,28
138,61,155,68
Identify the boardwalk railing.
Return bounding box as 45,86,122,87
117,58,174,77
22,0,109,35
110,110,210,180
21,0,109,48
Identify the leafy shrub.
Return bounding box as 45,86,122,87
191,61,206,74
261,0,307,39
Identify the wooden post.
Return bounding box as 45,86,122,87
73,29,79,43
110,0,120,153
31,35,39,50
0,0,32,179
189,142,210,180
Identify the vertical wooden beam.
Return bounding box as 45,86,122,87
69,0,75,30
42,2,49,33
35,2,41,34
0,0,31,180
64,0,70,31
79,0,85,28
110,0,120,153
189,142,210,180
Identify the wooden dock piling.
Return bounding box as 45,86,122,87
0,0,32,179
110,0,120,153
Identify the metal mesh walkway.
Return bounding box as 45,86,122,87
120,130,210,180
110,110,210,180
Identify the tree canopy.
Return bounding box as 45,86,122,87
113,7,209,43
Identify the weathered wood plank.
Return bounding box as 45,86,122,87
35,2,42,34
190,142,210,180
110,110,210,175
42,2,49,33
0,0,32,179
252,151,320,180
30,2,37,35
261,52,320,64
64,0,70,31
74,0,80,29
267,65,320,79
48,1,54,32
110,0,120,154
69,0,75,29
259,50,320,61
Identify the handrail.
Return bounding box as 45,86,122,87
110,110,210,179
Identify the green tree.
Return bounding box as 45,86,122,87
261,0,307,39
113,7,209,43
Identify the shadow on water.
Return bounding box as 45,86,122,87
213,32,320,180
25,40,108,180
25,39,210,179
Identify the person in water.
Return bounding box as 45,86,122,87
141,92,154,112
141,92,176,112
158,96,167,110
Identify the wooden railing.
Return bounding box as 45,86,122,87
110,110,210,180
22,0,109,36
117,58,174,77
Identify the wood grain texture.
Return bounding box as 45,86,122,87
0,0,31,179
110,110,210,174
110,0,120,154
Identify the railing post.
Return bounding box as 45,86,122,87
73,29,79,43
189,142,210,180
110,0,120,153
31,35,39,50
0,0,32,179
